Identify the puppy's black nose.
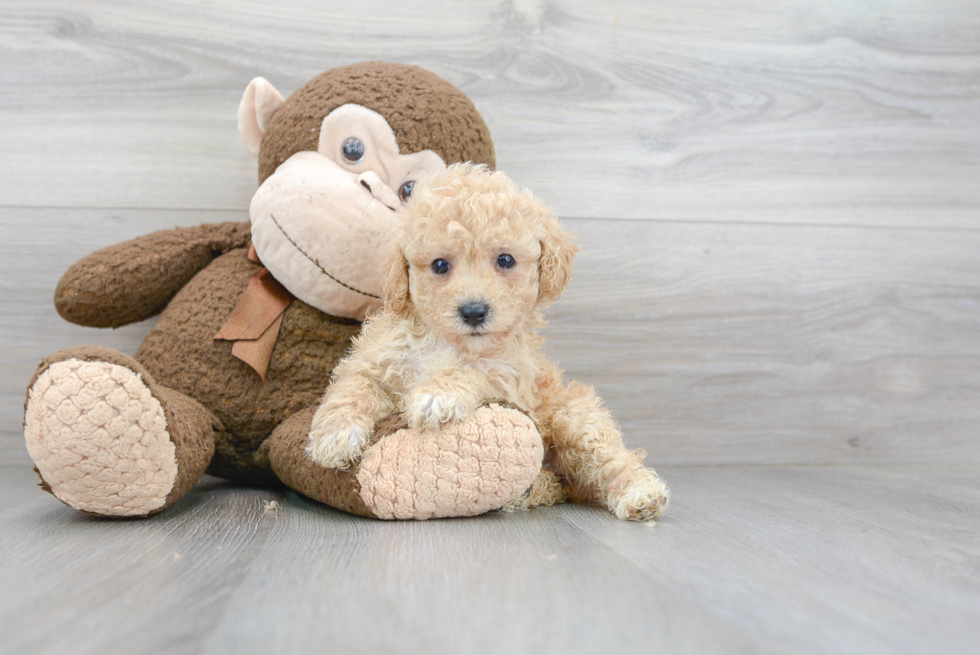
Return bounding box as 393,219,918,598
459,302,489,327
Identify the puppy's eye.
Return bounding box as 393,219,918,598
496,253,516,269
431,259,451,275
342,137,365,164
398,180,415,203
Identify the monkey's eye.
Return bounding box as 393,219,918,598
496,253,516,269
398,180,416,203
342,137,365,164
431,259,451,276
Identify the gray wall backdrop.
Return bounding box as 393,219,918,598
2,0,978,466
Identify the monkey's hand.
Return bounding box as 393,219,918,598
55,222,252,328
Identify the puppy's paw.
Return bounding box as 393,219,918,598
307,410,369,470
500,468,569,512
406,391,470,429
609,468,669,522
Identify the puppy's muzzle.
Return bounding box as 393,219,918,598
458,302,490,327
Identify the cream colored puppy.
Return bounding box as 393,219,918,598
307,164,668,521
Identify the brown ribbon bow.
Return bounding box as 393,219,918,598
214,244,295,381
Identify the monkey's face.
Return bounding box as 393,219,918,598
240,64,495,321
249,104,446,320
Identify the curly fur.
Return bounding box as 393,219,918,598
308,164,668,520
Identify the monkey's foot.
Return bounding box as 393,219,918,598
357,405,544,519
24,346,218,517
268,404,544,520
25,358,178,517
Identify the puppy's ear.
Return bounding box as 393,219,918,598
537,216,578,305
383,245,412,318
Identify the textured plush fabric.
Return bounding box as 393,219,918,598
52,237,352,484
25,346,216,517
357,405,544,520
258,62,495,184
264,406,378,518
155,386,222,509
267,405,542,520
55,222,251,328
135,246,360,482
26,359,177,516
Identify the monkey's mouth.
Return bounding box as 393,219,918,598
248,150,406,321
267,213,380,300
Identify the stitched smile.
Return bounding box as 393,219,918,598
268,213,381,299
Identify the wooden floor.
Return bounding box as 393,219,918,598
2,464,978,655
2,1,979,653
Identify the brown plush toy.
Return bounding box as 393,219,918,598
23,62,549,519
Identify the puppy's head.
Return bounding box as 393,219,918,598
383,163,577,353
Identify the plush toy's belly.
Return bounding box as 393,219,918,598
135,248,360,482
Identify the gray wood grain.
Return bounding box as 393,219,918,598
0,0,978,226
549,218,980,466
2,464,977,655
563,465,980,655
4,208,978,466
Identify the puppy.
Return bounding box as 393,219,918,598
307,164,668,521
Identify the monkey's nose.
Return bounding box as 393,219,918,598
358,171,400,210
459,302,489,327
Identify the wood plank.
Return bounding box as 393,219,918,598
2,464,977,654
3,209,979,466
562,464,980,655
1,0,978,226
0,466,763,655
546,218,980,465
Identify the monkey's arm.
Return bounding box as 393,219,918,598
54,222,252,328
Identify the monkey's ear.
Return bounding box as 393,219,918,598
382,246,413,319
238,77,286,157
537,217,578,306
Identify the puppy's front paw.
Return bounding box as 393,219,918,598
307,411,368,470
609,468,669,522
406,391,470,429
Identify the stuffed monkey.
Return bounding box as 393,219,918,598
24,62,549,519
